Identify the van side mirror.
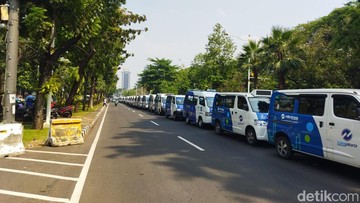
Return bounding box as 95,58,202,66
355,108,360,120
243,104,249,111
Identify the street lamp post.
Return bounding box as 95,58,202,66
225,33,252,92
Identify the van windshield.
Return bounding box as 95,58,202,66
249,97,270,113
206,97,214,107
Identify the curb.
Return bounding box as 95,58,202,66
81,106,105,138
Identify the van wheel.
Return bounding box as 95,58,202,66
185,115,191,125
215,121,222,135
198,117,204,128
275,136,293,159
246,128,257,145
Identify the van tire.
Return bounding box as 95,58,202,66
215,121,222,135
198,117,204,128
275,136,293,159
246,128,257,145
186,115,191,125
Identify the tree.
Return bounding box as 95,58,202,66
189,23,237,90
138,58,179,93
261,26,303,89
239,40,264,90
20,1,146,129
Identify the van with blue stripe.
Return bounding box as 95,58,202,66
183,90,217,128
267,89,360,168
165,95,185,120
212,90,272,145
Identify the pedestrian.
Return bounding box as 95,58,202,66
103,98,107,106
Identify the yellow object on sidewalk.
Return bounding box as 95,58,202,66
46,118,83,147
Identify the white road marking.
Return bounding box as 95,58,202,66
178,136,205,151
138,114,144,117
0,189,70,203
25,150,87,157
151,121,159,126
6,157,84,167
132,110,135,113
0,168,78,181
70,102,109,202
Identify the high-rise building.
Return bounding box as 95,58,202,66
122,71,131,90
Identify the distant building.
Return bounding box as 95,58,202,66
122,71,131,90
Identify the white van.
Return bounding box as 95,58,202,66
212,90,272,145
165,95,185,120
148,94,156,112
183,90,217,128
154,93,171,115
268,89,360,168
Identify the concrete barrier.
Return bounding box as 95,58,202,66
0,123,25,158
45,118,83,147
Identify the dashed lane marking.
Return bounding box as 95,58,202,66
151,121,159,126
178,136,205,151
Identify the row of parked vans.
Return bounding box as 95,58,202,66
119,88,360,168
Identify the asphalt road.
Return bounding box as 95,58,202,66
80,104,360,203
0,104,359,203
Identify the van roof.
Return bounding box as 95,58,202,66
215,89,272,98
274,89,360,95
186,90,217,97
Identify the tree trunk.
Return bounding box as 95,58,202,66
65,43,95,106
278,71,286,90
82,73,88,111
88,76,96,109
32,59,52,130
253,67,259,89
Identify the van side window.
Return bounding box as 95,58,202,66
237,96,248,110
215,95,224,106
199,97,205,106
298,95,326,116
333,95,360,120
225,96,235,108
274,94,295,112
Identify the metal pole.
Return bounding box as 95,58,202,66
247,66,250,93
3,0,19,123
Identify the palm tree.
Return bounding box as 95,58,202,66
240,39,263,89
262,26,303,89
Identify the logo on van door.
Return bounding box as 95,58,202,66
337,128,357,148
341,129,352,141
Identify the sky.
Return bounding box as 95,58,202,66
118,0,349,89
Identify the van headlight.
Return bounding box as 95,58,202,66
254,119,267,126
205,112,211,116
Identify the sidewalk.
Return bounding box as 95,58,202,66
25,106,105,148
75,106,105,138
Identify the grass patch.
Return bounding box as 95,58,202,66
23,124,49,148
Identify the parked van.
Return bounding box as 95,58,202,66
141,95,150,110
155,93,171,115
165,95,185,120
183,90,217,128
212,90,272,145
148,94,156,112
268,89,360,168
